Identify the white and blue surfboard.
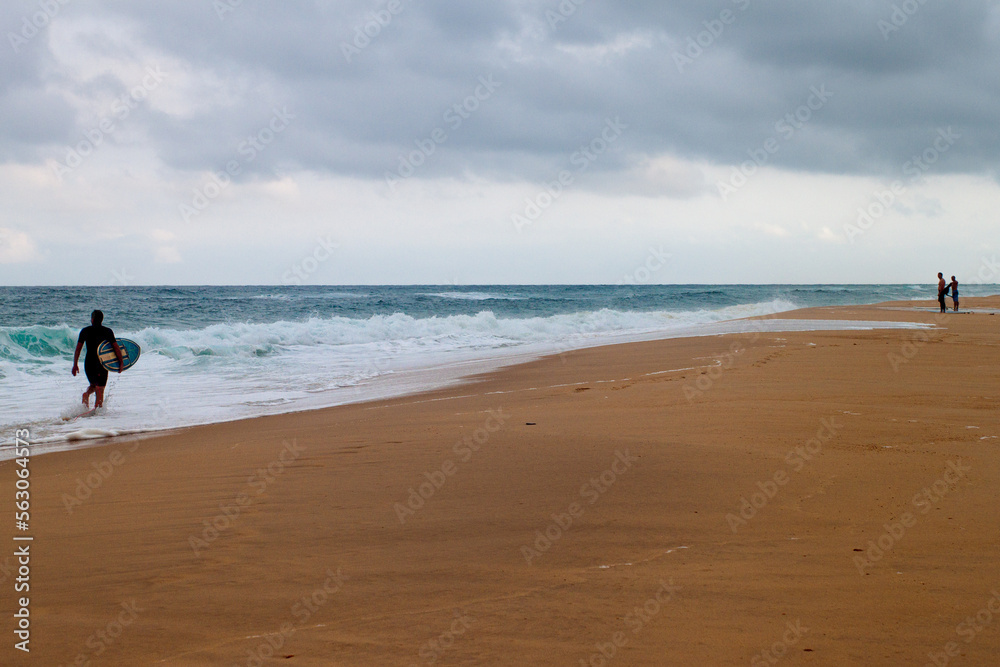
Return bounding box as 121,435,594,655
97,338,141,372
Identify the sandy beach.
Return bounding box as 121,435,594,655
4,298,1000,666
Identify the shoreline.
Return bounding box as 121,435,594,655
4,298,999,664
8,310,942,462
5,285,985,457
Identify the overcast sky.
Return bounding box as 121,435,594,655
1,0,999,285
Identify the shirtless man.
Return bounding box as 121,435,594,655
71,310,123,409
949,276,959,312
937,273,948,313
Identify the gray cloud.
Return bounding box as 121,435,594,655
3,0,999,184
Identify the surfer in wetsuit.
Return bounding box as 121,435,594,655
71,310,123,409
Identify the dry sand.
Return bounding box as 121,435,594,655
3,299,1000,665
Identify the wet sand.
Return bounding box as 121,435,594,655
3,298,999,665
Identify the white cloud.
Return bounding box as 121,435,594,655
817,226,844,243
47,14,254,126
0,229,40,264
154,246,182,264
150,229,175,243
617,154,708,197
754,222,790,238
556,31,654,63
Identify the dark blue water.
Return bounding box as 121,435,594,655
0,284,972,331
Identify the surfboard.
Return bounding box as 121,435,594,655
98,338,141,372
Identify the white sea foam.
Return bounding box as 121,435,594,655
417,291,527,301
0,300,932,458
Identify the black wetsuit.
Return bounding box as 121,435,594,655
79,325,116,387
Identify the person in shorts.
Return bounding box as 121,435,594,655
71,310,123,409
949,276,959,312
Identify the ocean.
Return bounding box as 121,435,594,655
0,284,984,457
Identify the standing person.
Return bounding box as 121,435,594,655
949,276,959,312
937,273,948,313
71,310,123,409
